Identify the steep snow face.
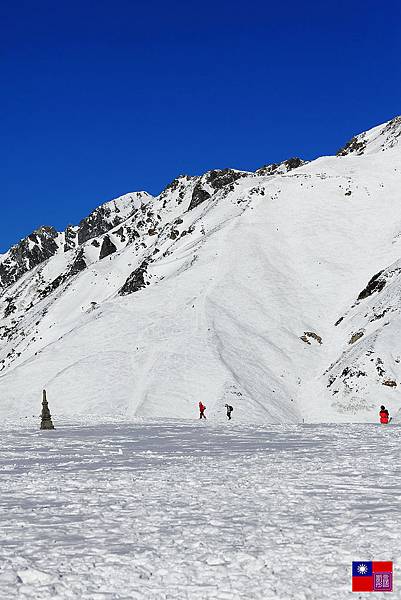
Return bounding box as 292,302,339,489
337,115,401,156
1,117,401,423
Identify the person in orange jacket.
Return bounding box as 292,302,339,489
379,405,390,424
199,401,206,419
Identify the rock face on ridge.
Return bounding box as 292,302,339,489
76,193,148,245
0,192,151,293
255,157,307,176
337,115,401,156
188,169,249,211
0,226,60,290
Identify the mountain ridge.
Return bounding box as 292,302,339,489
1,115,401,423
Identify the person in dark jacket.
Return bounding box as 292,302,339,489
225,404,233,420
199,402,206,419
379,405,390,424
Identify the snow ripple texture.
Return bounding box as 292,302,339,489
0,420,400,599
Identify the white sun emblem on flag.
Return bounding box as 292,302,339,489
357,564,368,574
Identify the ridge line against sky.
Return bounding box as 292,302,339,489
1,0,401,252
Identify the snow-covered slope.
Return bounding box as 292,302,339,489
1,116,401,422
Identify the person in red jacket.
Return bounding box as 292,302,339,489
379,405,390,424
199,401,206,419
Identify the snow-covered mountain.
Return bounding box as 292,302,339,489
1,116,401,422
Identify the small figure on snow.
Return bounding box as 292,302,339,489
199,401,207,419
379,405,390,424
225,404,233,420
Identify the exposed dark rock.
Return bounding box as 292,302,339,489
376,358,385,377
327,375,336,388
99,235,117,260
189,187,211,211
4,298,17,318
0,226,59,290
119,261,149,296
349,331,364,344
370,309,388,322
337,117,401,156
357,270,386,300
69,249,87,277
188,169,247,211
159,175,195,194
158,175,197,208
39,249,87,299
114,227,127,243
340,366,367,381
256,157,306,176
77,201,135,245
300,331,322,345
383,379,397,387
336,135,367,157
305,331,322,344
64,225,77,252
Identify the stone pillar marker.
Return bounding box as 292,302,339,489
40,389,55,430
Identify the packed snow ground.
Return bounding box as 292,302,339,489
1,419,400,599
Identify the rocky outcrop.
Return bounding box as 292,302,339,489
99,235,117,260
119,261,148,296
357,270,386,301
0,226,59,291
300,331,322,345
189,169,248,211
337,135,367,157
255,157,307,176
337,116,401,156
78,204,129,245
349,331,364,345
64,225,78,252
39,249,87,299
158,175,197,209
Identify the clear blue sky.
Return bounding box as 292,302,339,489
1,0,400,251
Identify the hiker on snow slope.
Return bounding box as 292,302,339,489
225,404,233,420
199,402,206,419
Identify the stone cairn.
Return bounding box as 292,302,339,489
40,389,55,430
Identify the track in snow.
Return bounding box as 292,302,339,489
0,419,400,599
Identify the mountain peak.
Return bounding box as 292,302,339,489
337,115,401,157
2,116,401,424
255,157,307,176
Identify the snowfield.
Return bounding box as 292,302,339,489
1,419,400,599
